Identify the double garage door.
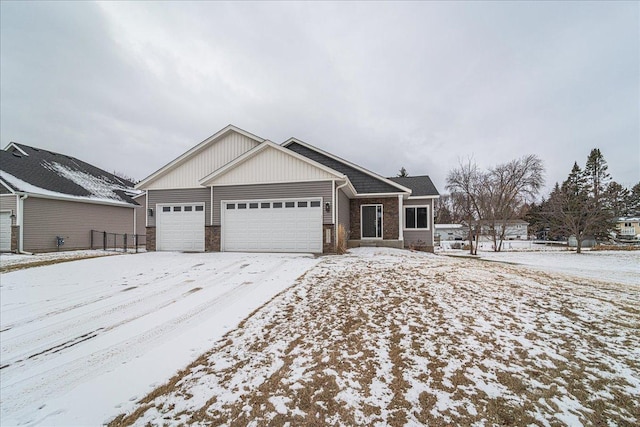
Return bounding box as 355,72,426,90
156,199,323,253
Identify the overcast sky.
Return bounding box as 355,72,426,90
1,1,638,194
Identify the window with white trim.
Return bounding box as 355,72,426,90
405,206,429,229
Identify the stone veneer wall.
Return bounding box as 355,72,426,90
205,226,221,252
323,224,335,253
146,227,156,251
349,197,399,240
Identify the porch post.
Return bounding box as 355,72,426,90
398,195,404,244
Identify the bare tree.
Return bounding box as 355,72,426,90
446,159,486,255
446,155,544,254
483,155,544,251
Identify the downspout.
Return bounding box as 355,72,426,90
17,193,32,255
335,181,349,248
398,194,404,247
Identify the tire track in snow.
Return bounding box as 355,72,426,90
1,259,249,370
0,258,293,419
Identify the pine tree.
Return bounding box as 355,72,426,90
583,148,615,239
604,181,630,218
627,182,640,216
397,167,408,177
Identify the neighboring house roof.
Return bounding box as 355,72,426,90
388,175,439,197
282,138,411,195
0,142,139,206
477,219,529,226
435,224,466,229
617,217,640,222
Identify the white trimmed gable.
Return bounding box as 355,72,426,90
143,130,261,190
201,142,344,186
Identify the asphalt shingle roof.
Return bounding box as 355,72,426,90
388,176,439,197
285,142,406,194
0,143,139,205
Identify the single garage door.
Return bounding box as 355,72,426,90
0,212,11,252
156,203,205,252
222,198,322,253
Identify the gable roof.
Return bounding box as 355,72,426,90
136,125,264,189
199,141,347,186
0,143,139,206
282,138,411,195
388,175,439,197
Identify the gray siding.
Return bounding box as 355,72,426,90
403,198,434,247
134,195,146,234
213,181,333,225
0,194,17,213
147,188,211,227
23,197,134,252
337,187,350,235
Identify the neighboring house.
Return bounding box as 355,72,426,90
135,125,439,254
477,219,529,240
615,217,640,241
0,143,141,253
434,224,468,241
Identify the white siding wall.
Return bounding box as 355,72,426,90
147,132,260,190
212,147,339,186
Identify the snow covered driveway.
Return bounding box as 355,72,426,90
110,248,640,426
0,252,320,426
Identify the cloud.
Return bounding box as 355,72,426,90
1,1,638,193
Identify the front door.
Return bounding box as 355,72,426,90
361,205,383,239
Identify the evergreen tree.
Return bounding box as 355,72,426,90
604,181,630,218
627,182,640,216
397,167,408,177
583,148,615,239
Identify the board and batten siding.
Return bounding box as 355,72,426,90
0,194,17,213
23,197,134,252
211,146,340,186
337,188,350,235
213,181,333,225
403,198,434,247
147,188,211,227
146,132,260,190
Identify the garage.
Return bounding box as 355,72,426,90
222,198,322,253
156,203,205,252
0,211,11,252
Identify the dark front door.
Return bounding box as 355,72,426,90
361,205,382,238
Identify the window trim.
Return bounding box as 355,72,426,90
404,205,430,230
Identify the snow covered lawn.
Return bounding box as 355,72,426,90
0,250,122,273
0,251,320,426
109,248,640,426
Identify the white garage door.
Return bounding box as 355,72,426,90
156,204,205,252
222,198,322,253
0,212,11,252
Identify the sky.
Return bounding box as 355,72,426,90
1,1,638,195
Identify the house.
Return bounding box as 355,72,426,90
0,143,141,253
615,217,640,241
434,224,468,241
477,219,529,240
135,125,439,254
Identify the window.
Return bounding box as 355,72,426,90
238,203,247,209
162,206,171,212
195,206,204,212
310,201,321,207
173,206,182,212
298,201,308,208
261,202,270,209
273,202,283,208
285,202,295,208
226,204,235,209
249,203,259,209
405,206,429,229
184,206,193,212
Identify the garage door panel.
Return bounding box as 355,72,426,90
223,198,322,253
157,204,205,252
